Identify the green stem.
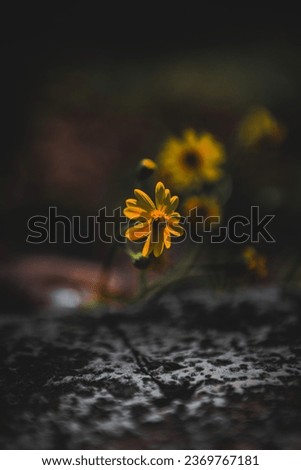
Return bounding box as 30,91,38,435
103,242,119,269
139,270,148,295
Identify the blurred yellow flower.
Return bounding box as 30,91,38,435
242,246,268,279
157,129,225,191
237,107,286,148
183,195,221,219
123,181,184,258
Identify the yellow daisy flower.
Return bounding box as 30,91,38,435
157,129,225,191
237,107,286,148
242,246,268,279
123,181,184,258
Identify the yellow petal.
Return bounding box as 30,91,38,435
123,206,150,219
164,188,171,205
153,231,165,257
125,222,151,241
155,181,166,209
126,198,138,207
142,234,153,257
168,224,184,237
168,213,181,223
134,189,155,211
167,195,179,213
164,229,171,249
183,129,197,145
202,166,223,182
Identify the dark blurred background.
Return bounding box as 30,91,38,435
1,4,301,309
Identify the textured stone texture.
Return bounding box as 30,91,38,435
1,287,301,449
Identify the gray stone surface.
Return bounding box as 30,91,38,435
1,287,301,449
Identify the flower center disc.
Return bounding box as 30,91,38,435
183,151,200,168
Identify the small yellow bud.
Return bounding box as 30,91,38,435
137,158,157,181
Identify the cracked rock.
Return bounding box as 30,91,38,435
0,287,301,449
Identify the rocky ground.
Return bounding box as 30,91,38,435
1,286,301,449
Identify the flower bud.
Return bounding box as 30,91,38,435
132,253,151,269
137,158,157,181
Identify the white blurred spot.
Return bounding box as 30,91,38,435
49,287,84,308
